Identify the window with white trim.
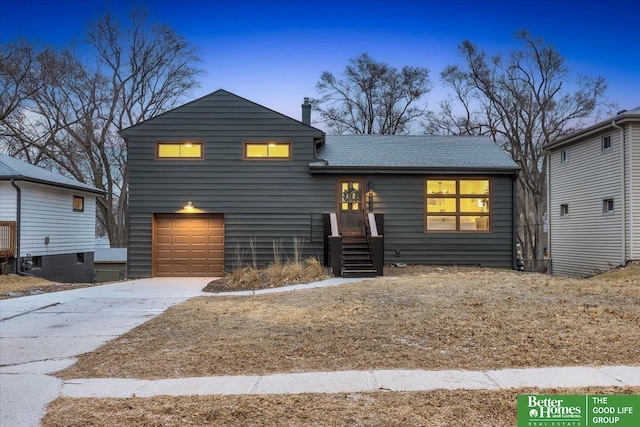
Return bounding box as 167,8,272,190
560,149,569,163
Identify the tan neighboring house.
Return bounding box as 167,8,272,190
544,107,640,277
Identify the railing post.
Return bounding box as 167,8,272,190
370,236,384,276
367,213,384,276
329,235,342,277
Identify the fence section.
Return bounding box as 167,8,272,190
0,221,17,258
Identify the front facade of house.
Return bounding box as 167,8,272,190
121,90,520,278
0,155,103,282
545,107,640,277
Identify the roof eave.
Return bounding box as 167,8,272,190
309,165,520,175
1,176,106,195
544,113,640,151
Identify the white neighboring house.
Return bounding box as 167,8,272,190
545,107,640,277
0,154,104,282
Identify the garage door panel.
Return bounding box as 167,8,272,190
154,214,224,277
156,219,172,229
190,235,207,245
207,249,223,257
173,235,192,245
208,235,224,244
156,235,172,244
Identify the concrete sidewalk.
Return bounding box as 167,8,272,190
61,366,640,398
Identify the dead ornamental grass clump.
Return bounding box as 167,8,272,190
57,265,640,380
206,257,329,292
204,237,330,292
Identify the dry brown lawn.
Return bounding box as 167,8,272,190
57,265,640,380
0,274,102,299
42,387,640,427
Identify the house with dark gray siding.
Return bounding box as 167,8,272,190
121,89,520,278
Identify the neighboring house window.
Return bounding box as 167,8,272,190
156,142,203,159
601,135,612,151
560,149,569,163
425,179,491,232
243,142,292,160
603,198,614,214
73,196,84,212
560,204,569,217
76,253,85,264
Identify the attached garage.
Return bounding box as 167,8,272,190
153,214,224,277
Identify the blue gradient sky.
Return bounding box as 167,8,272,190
2,0,639,125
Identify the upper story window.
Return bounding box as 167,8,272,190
601,135,612,151
243,142,292,160
73,196,84,212
425,178,491,232
560,149,569,163
560,204,569,217
156,142,203,159
603,198,614,214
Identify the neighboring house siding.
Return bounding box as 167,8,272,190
0,182,17,221
374,175,514,267
630,123,640,260
549,130,624,277
126,91,329,277
18,182,96,256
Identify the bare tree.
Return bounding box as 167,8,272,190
313,53,431,134
425,31,613,262
1,8,202,247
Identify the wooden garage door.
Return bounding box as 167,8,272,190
154,214,224,277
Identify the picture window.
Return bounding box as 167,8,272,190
425,179,491,232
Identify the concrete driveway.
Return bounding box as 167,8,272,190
0,277,210,427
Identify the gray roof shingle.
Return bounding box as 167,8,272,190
0,154,103,194
311,135,519,171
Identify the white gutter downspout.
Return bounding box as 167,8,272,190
611,120,626,266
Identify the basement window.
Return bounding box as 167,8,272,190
76,253,85,264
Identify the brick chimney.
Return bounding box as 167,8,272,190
301,97,311,125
